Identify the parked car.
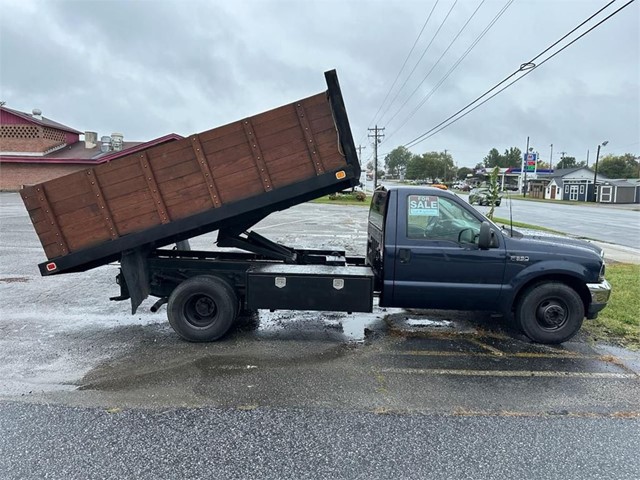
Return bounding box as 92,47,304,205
469,188,502,206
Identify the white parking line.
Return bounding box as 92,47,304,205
375,367,637,379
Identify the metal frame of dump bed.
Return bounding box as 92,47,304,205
36,70,360,276
112,230,371,315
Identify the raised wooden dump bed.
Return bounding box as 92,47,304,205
22,70,360,276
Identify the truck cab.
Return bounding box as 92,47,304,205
367,186,611,344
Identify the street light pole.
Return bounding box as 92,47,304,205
592,140,608,202
523,136,530,197
549,143,553,171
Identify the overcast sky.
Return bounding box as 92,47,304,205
1,0,638,168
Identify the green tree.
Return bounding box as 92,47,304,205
503,147,522,168
406,155,427,180
456,167,473,180
384,146,414,178
405,150,454,182
597,154,639,178
555,156,585,170
483,148,502,168
483,147,522,168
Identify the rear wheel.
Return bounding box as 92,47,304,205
168,275,238,342
515,282,584,344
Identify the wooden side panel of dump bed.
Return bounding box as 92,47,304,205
21,70,360,275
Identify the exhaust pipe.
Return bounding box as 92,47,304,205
150,297,168,313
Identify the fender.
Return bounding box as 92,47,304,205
501,259,594,309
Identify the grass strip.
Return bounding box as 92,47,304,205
583,263,640,349
492,217,566,235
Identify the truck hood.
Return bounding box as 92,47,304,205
506,231,603,259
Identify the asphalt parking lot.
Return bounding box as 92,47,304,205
1,191,639,479
1,191,638,410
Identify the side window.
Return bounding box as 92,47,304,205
565,185,569,193
580,185,585,194
407,195,481,243
369,191,387,231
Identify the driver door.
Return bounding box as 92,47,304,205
392,191,507,310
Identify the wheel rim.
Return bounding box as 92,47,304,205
184,294,218,328
535,298,569,331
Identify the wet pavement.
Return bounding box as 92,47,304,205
1,191,639,478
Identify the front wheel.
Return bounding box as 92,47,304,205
515,282,584,344
167,275,238,342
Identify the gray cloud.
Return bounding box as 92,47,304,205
1,0,637,167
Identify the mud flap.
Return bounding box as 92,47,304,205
119,248,150,314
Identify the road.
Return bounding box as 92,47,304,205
1,191,639,479
464,194,639,248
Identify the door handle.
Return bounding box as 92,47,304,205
398,248,411,263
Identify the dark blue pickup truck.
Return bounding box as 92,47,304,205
367,186,611,344
114,185,611,346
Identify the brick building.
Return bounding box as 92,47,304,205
0,105,182,190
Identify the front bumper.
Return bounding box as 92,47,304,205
586,279,612,319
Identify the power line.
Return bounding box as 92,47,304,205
365,1,440,131
385,0,514,143
376,0,459,126
404,0,627,149
384,0,486,129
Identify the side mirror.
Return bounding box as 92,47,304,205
478,221,493,249
458,228,475,244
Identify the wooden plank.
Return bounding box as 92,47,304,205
35,171,92,204
139,151,170,224
42,241,66,260
146,144,197,172
215,170,265,204
160,173,209,203
241,119,272,192
86,170,119,238
266,151,317,176
33,185,70,255
65,223,114,251
101,175,148,202
204,142,253,170
107,190,155,215
295,102,325,175
190,134,221,208
27,207,46,225
258,125,308,152
95,161,143,187
209,155,256,180
262,138,308,164
201,129,248,156
197,121,244,144
166,193,214,220
111,201,158,224
153,159,201,184
57,205,103,228
117,211,161,236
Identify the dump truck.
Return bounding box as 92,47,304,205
21,70,611,344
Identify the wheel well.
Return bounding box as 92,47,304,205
512,274,590,313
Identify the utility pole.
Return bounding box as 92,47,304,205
549,144,553,171
559,151,567,169
586,149,590,167
368,125,385,189
356,144,367,168
522,136,530,197
443,149,448,182
356,144,366,191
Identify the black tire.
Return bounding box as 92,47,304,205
167,275,238,342
515,282,584,344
